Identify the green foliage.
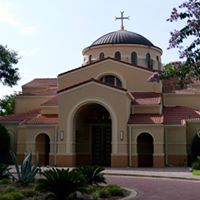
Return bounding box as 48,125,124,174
0,92,18,116
36,168,84,200
75,165,106,185
0,191,24,200
21,188,37,197
0,45,20,87
10,152,40,186
192,156,200,170
83,184,125,200
192,170,200,176
160,62,192,88
0,163,11,180
0,124,10,163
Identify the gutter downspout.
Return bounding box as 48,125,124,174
128,126,132,167
54,126,58,166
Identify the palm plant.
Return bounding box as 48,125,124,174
75,165,106,185
10,152,40,185
36,168,84,200
0,163,11,180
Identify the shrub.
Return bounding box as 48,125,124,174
0,124,10,163
0,191,24,200
192,156,200,170
36,168,84,200
21,188,37,197
75,165,106,185
10,152,40,185
0,163,11,180
104,184,125,196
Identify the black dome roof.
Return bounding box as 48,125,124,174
90,30,155,47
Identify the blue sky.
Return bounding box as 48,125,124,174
0,0,185,97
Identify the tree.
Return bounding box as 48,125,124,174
0,124,10,163
167,0,200,63
0,92,17,116
0,45,20,87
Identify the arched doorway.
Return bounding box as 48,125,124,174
137,132,154,167
191,133,200,163
35,133,50,166
74,103,112,166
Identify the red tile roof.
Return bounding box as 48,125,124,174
41,96,58,106
132,92,161,105
163,106,200,125
128,114,163,124
0,109,40,123
0,109,58,125
23,78,57,88
21,114,58,125
128,106,200,125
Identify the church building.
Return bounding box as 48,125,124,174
1,12,200,168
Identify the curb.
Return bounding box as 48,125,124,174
104,172,200,182
121,187,137,200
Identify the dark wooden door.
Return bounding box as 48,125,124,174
92,126,111,166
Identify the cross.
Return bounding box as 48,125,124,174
115,11,129,30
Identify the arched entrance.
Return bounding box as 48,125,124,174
191,133,200,163
137,132,154,167
74,103,112,166
35,133,50,166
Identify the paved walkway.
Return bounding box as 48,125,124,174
103,167,200,181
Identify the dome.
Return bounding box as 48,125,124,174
90,30,155,47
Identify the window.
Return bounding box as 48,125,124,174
156,56,161,70
99,52,105,60
114,51,121,60
100,75,122,87
131,52,137,65
89,55,92,63
146,53,153,69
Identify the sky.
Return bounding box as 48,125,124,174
0,0,185,97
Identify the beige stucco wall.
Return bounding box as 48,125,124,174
82,44,162,70
58,82,131,157
132,105,161,114
130,125,164,156
58,59,162,93
17,126,56,156
164,93,200,109
41,106,58,115
15,96,54,113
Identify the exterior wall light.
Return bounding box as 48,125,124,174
60,130,64,141
120,130,124,141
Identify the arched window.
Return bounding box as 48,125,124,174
100,75,122,87
131,52,137,65
114,51,121,61
156,56,161,70
99,52,105,60
89,55,92,63
146,53,153,69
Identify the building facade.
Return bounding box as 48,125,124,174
1,22,200,168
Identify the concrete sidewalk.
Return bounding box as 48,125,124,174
104,167,200,181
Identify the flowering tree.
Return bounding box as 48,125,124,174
168,0,200,63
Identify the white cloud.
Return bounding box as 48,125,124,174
0,4,38,35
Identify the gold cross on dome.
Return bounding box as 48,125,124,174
115,11,129,30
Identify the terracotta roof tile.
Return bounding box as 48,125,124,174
128,106,200,125
0,109,40,123
41,96,58,106
23,78,57,88
131,92,161,105
163,106,200,125
21,114,58,125
128,114,163,124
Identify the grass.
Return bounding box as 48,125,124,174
192,170,200,176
